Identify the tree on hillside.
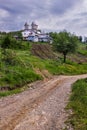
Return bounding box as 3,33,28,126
53,31,78,63
49,32,58,40
1,35,11,49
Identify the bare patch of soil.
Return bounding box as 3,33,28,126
31,44,55,59
34,68,52,80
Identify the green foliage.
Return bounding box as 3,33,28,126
1,48,87,96
0,68,42,89
0,49,42,95
53,31,78,62
8,30,22,39
49,32,58,40
45,60,87,75
78,49,87,56
76,42,87,56
0,88,23,97
1,35,11,49
1,49,18,65
67,79,87,130
1,35,31,50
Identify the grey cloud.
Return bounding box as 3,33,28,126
49,0,80,15
77,12,87,16
0,0,48,31
0,0,46,17
0,0,86,36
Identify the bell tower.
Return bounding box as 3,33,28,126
24,22,29,30
31,22,38,30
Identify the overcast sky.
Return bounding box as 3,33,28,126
0,0,87,36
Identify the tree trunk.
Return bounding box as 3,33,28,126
63,53,66,63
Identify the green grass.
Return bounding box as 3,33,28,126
0,68,42,87
1,49,87,90
0,88,23,97
77,42,87,56
0,47,42,91
45,59,87,75
1,41,87,97
78,49,87,56
67,79,87,130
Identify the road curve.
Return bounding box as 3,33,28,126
0,74,87,130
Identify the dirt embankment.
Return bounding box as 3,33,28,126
31,44,56,59
0,74,87,130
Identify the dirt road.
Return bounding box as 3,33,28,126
0,74,87,130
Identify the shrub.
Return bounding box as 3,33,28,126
1,35,11,49
0,68,42,89
1,49,18,65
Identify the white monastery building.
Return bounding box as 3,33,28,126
22,22,52,42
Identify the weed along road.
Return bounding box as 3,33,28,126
0,74,87,130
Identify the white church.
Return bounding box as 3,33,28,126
22,22,52,43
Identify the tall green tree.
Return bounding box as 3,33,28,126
53,31,78,63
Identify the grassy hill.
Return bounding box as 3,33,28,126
0,38,87,96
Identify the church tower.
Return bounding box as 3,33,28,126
24,22,29,30
31,22,38,30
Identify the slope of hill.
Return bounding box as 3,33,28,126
0,41,87,96
31,44,55,59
